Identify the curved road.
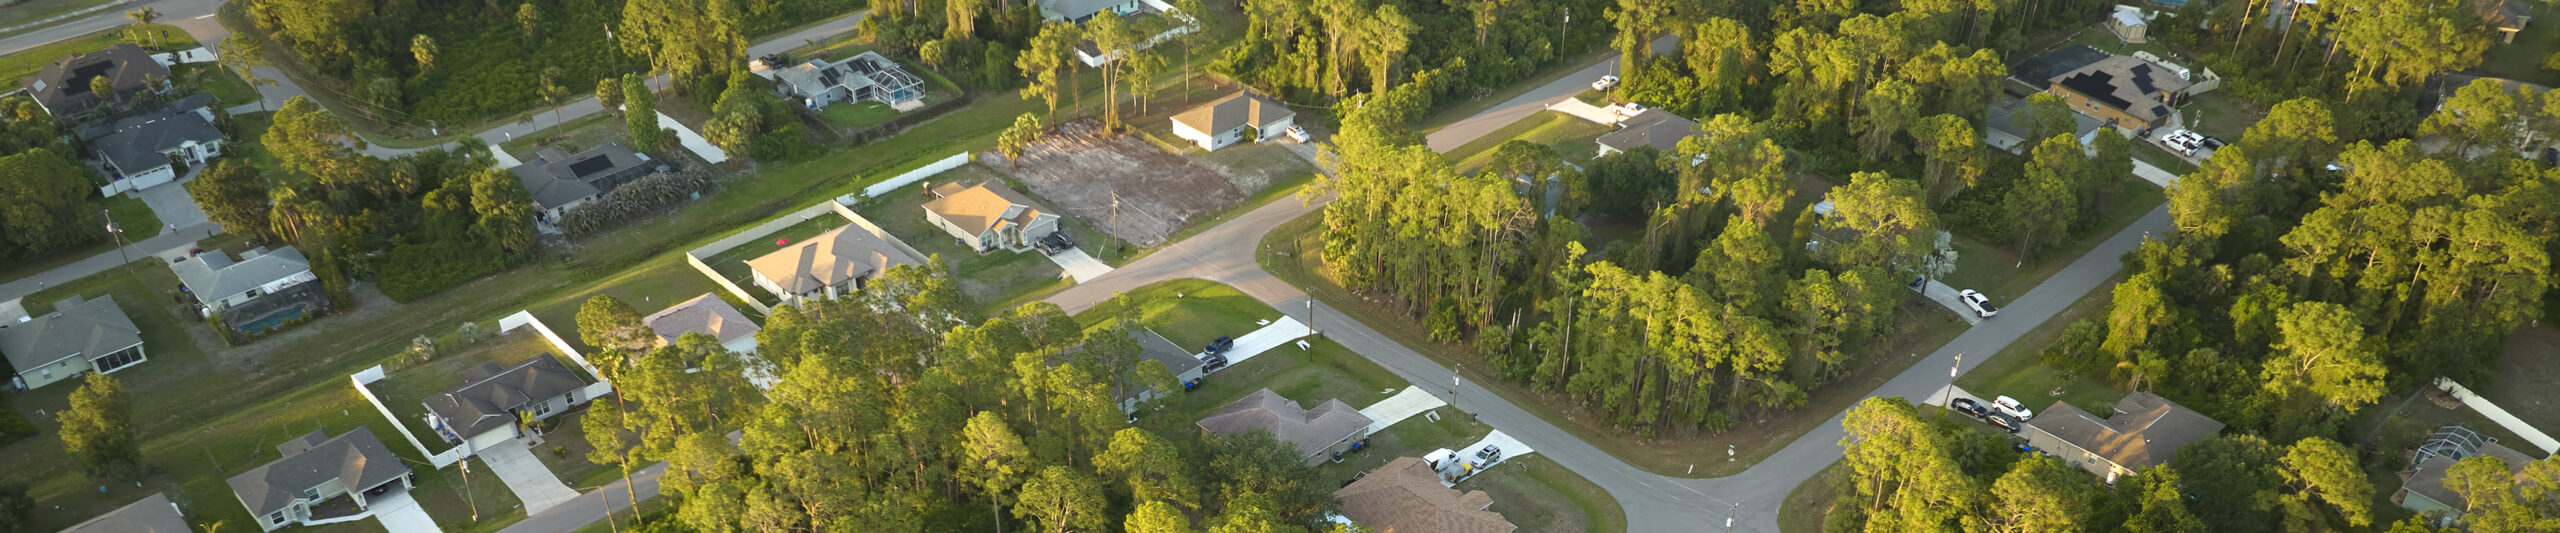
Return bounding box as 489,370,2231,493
1045,78,2176,529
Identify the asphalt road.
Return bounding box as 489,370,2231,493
1421,34,1677,154
1048,112,2177,531
0,0,222,58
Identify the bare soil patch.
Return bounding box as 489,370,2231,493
985,120,1242,247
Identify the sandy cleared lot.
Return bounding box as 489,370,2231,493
985,120,1244,247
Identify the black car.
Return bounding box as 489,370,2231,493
2202,136,2228,149
1036,233,1074,255
1200,352,1230,372
1205,336,1235,355
1950,397,1989,419
1984,412,2024,433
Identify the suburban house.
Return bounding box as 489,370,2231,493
2107,8,2148,43
1068,327,1205,414
747,224,922,306
923,180,1062,252
2395,426,2545,525
1196,388,1374,465
1983,96,2108,153
227,428,415,532
1595,110,1702,157
2022,392,2226,483
1038,0,1143,24
644,293,762,354
2045,54,2191,130
62,492,190,533
171,246,326,336
79,92,223,195
771,52,926,110
1171,91,1296,152
20,43,169,116
2487,0,2533,43
421,353,593,451
1333,456,1520,533
508,142,664,222
1,295,146,391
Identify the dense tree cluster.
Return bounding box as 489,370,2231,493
197,97,539,304
0,96,116,267
574,263,1345,532
1216,0,1611,106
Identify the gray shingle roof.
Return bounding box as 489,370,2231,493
509,142,653,209
61,492,190,533
226,428,408,516
1597,111,1700,154
1041,0,1131,20
20,43,167,116
88,99,221,174
2028,392,2224,471
422,354,588,440
644,293,760,347
1196,389,1372,459
0,295,141,375
1173,91,1293,136
171,246,313,306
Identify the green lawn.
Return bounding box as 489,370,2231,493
103,194,163,242
2182,92,2264,141
413,456,531,533
224,111,289,181
1075,279,1277,349
1441,110,1612,173
0,0,113,38
498,111,622,160
1940,176,2165,301
1778,459,1850,533
0,23,193,83
851,164,1089,312
1953,272,2130,417
820,101,900,129
528,410,622,490
2476,3,2560,86
2133,142,2200,176
173,63,258,109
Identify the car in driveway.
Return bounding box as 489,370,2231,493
1990,396,2034,421
1606,102,1648,117
1951,397,1989,419
1475,444,1502,461
1199,351,1229,372
1205,336,1234,355
1592,75,1619,91
1958,289,1999,318
1284,125,1311,142
1983,411,2025,433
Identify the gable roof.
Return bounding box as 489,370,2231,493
421,354,588,439
924,181,1056,236
77,93,216,141
1174,91,1294,135
774,52,921,99
88,99,221,174
2404,441,2540,512
171,246,314,303
508,142,653,209
2049,55,2190,123
1334,457,1518,533
20,43,168,116
1196,388,1372,458
0,295,142,373
227,428,408,516
62,493,189,533
747,225,922,295
2028,392,2225,471
644,293,761,347
1596,111,1700,153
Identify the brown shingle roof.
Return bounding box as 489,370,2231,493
924,181,1053,235
1173,91,1294,135
20,43,167,116
747,225,921,295
227,428,408,516
644,293,760,347
1334,457,1518,533
1196,389,1371,459
2028,392,2224,471
2047,55,2190,123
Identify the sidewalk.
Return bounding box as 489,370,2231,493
494,463,668,533
0,222,224,304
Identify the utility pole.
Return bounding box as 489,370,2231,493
1453,363,1462,416
1307,299,1317,337
1110,193,1121,255
1938,353,1964,418
461,454,480,521
1561,7,1570,54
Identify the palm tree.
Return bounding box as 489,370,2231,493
218,34,278,111
123,7,159,46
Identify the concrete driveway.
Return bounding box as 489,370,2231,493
478,438,580,514
1358,387,1448,434
1044,247,1114,283
136,168,209,230
368,487,444,533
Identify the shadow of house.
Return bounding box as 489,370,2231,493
0,295,146,391
172,246,326,337
509,142,664,222
19,43,169,117
227,428,415,532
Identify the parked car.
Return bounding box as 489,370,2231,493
1991,396,2035,421
1475,444,1502,460
1951,397,1989,419
1958,289,1999,318
1607,102,1648,117
1200,352,1230,372
1205,336,1234,355
2201,136,2227,149
1592,75,1620,91
1036,233,1073,255
1984,411,2024,433
1284,125,1311,142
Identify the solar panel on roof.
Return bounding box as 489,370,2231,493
567,156,615,178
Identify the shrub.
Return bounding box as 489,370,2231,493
555,167,714,237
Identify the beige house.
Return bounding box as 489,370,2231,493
644,293,762,354
2046,55,2190,130
1171,91,1295,151
1197,388,1373,465
2,295,147,391
923,181,1062,252
1334,456,1519,533
228,428,415,532
2022,392,2225,483
2107,9,2147,43
747,225,922,306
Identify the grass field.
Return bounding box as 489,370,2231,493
1952,273,2132,417
0,23,192,83
820,101,900,129
1778,459,1849,533
0,0,112,36
2476,3,2560,86
172,63,258,108
498,112,623,161
1940,177,2164,302
1441,110,1612,173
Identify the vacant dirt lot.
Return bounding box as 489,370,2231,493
985,120,1243,247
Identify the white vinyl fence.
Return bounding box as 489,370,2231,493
2437,377,2560,454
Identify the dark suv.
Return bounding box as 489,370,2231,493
1983,412,2024,433
1204,336,1234,355
1951,398,1989,419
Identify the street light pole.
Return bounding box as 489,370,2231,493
1453,363,1462,417
1938,353,1964,418
101,210,125,265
